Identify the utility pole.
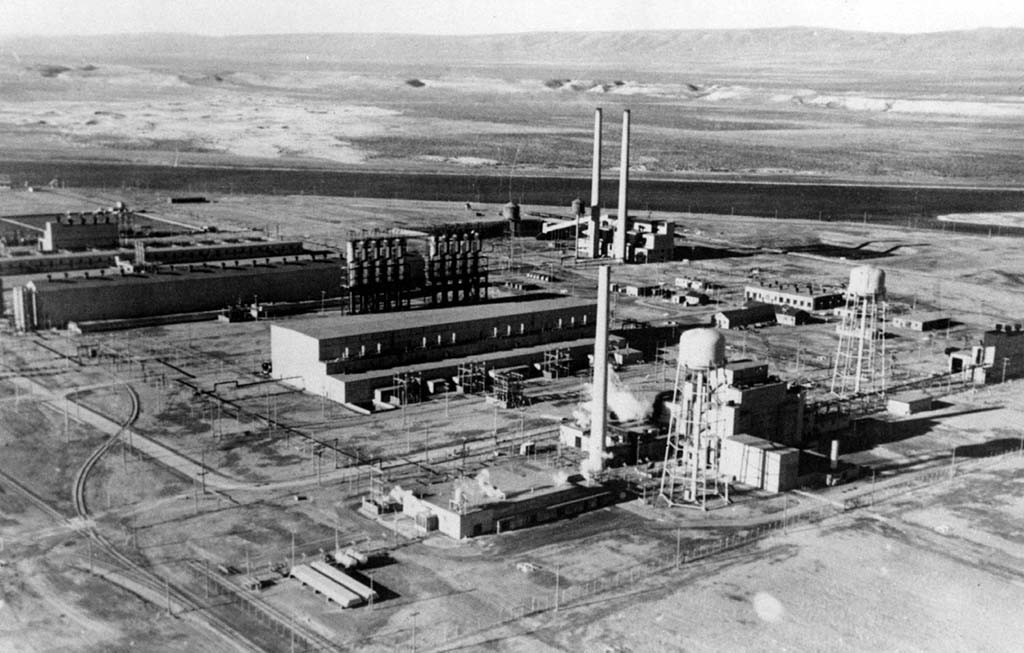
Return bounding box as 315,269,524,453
554,565,560,612
200,449,207,493
675,528,681,569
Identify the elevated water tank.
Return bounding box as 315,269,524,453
571,198,585,217
678,328,726,370
848,265,885,297
503,201,521,237
501,201,520,221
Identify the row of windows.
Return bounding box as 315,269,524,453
746,290,814,310
335,313,591,358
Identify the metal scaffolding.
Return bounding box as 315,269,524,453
491,371,528,409
392,371,423,406
540,347,571,379
456,361,488,395
831,292,887,398
659,361,728,510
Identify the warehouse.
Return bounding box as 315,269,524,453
774,305,811,326
890,312,951,332
271,297,598,406
713,303,777,329
744,281,845,312
397,464,617,539
40,214,120,252
11,255,342,330
0,239,312,276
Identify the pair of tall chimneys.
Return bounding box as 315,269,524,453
590,107,630,262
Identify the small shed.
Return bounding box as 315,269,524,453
775,306,811,326
886,391,933,416
612,347,643,366
891,313,951,332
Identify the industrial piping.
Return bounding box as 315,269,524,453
586,264,611,477
614,110,630,261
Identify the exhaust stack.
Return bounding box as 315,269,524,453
590,107,602,210
585,265,611,477
614,110,630,261
585,108,602,258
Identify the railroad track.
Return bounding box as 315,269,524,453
0,467,67,522
69,384,274,652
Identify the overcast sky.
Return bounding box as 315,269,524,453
2,0,1024,37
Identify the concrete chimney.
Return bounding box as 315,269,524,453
829,439,840,471
590,107,602,210
586,265,611,477
586,108,602,259
614,110,630,261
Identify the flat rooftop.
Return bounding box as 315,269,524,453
26,258,341,290
279,296,596,341
421,460,595,511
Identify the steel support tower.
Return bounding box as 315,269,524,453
659,354,727,509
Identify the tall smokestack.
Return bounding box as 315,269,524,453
614,109,630,261
586,265,611,477
586,108,602,258
591,108,602,210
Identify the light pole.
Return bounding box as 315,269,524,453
410,611,419,653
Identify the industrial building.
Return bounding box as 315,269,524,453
719,435,800,493
744,282,845,312
949,322,1024,384
675,276,722,293
541,108,676,264
11,254,341,330
342,232,488,314
890,312,951,332
713,303,777,329
397,465,617,539
565,346,805,487
40,214,120,252
886,391,934,416
668,290,709,306
774,305,811,326
270,297,598,406
0,238,310,276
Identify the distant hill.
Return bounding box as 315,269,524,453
2,27,1022,73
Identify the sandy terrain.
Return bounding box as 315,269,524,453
4,33,1024,182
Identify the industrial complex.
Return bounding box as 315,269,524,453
2,102,1022,652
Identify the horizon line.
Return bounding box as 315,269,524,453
3,25,1024,40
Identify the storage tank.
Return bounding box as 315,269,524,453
848,266,886,297
571,198,585,217
678,328,726,370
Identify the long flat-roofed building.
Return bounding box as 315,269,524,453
12,255,340,330
271,297,597,405
744,282,844,312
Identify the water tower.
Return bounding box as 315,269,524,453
831,265,888,397
659,328,728,509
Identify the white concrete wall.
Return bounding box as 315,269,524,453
270,324,322,393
